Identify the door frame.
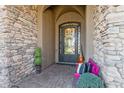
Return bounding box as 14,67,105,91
58,22,81,64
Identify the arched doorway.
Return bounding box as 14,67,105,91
38,5,86,69
55,10,85,64
59,22,81,63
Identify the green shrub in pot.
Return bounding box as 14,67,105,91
34,48,42,74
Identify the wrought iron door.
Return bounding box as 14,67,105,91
59,23,80,63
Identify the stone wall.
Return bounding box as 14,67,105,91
0,6,10,87
93,5,124,88
0,5,38,87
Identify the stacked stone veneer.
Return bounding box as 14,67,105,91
93,5,124,88
0,6,38,87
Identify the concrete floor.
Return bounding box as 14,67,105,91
18,64,75,88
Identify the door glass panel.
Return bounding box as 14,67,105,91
64,28,75,54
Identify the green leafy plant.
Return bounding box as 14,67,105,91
76,73,105,88
35,48,41,57
34,48,42,65
35,58,41,65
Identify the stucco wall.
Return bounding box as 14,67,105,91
85,6,94,61
42,9,55,69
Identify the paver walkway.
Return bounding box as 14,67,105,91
18,64,75,88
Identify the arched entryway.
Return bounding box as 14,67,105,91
37,5,86,69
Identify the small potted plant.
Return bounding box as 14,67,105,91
34,48,42,74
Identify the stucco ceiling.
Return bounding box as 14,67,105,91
43,5,85,21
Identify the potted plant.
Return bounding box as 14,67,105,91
34,48,42,74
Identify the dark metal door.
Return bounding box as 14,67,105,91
59,23,80,63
